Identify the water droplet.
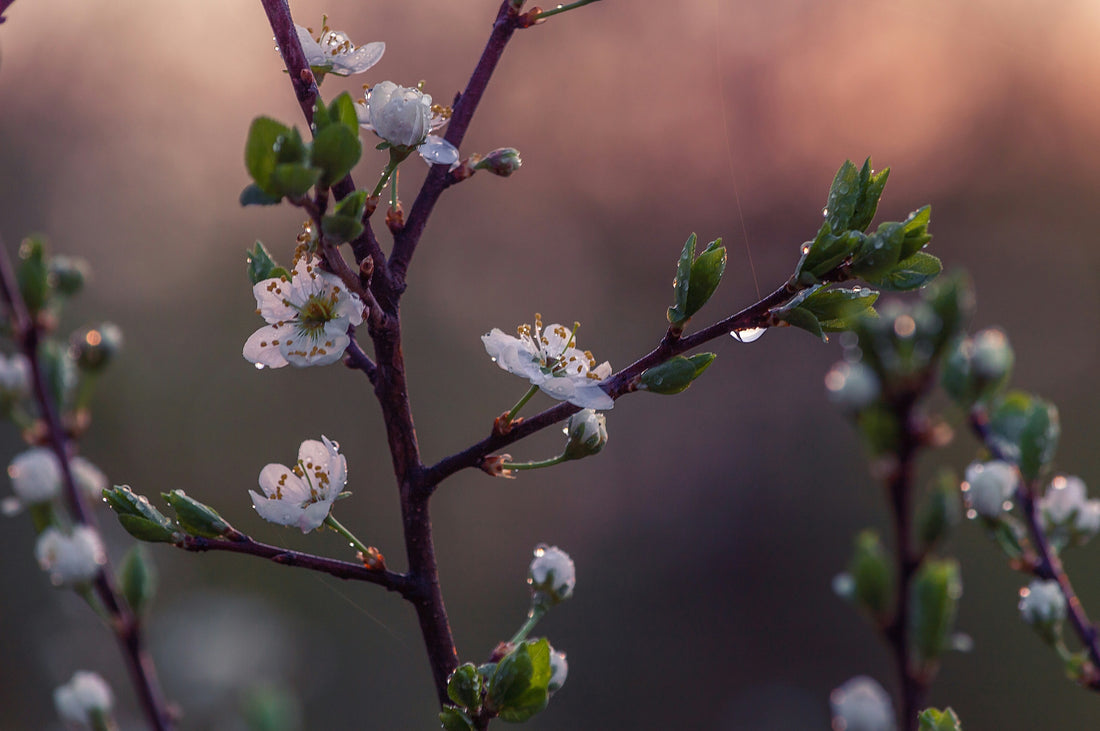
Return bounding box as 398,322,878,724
822,207,829,217
838,183,850,194
490,357,497,363
731,327,766,343
800,244,810,255
254,363,265,370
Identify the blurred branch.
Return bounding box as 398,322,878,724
969,409,1100,689
0,236,176,731
0,0,14,24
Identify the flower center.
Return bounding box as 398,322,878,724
295,293,338,338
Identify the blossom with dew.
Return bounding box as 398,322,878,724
1019,579,1066,626
963,460,1016,519
54,671,113,727
293,22,384,78
36,526,106,586
0,352,29,396
528,544,575,605
243,256,365,368
829,675,896,731
562,409,608,460
250,436,347,533
357,81,459,165
4,448,108,516
482,315,613,410
548,647,568,694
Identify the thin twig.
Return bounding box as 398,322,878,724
0,237,176,730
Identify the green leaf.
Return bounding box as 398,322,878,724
848,159,890,232
447,663,482,713
312,124,362,188
327,92,361,134
439,707,475,731
119,544,157,616
667,233,697,326
16,235,51,314
795,225,863,284
239,183,283,207
245,117,292,191
334,190,369,219
488,639,552,723
917,469,961,551
799,287,878,321
638,353,716,394
824,159,861,232
321,214,365,245
162,489,234,538
269,163,322,199
848,530,894,619
118,514,179,543
850,221,904,281
899,205,933,259
778,306,824,341
870,251,943,291
909,558,962,668
683,239,726,319
923,272,974,356
246,241,289,285
988,392,1060,480
918,707,963,731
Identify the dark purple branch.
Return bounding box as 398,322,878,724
389,1,523,293
343,333,378,382
425,270,846,487
969,411,1100,688
0,237,176,731
257,0,389,285
177,534,411,595
0,0,14,23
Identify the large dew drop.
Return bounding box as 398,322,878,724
730,327,766,344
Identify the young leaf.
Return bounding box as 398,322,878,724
269,163,323,199
321,214,365,245
312,124,362,188
439,707,475,731
119,544,157,616
899,204,933,260
447,663,482,713
162,489,235,538
487,639,552,723
848,158,890,232
987,391,1060,480
850,221,904,281
245,117,292,191
918,707,963,731
328,92,361,134
909,558,962,668
240,183,283,207
667,233,697,326
778,307,825,341
870,251,943,292
684,239,726,319
638,353,716,394
824,159,861,232
246,241,290,285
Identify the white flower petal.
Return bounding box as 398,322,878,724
332,41,385,74
257,464,310,502
244,325,290,368
252,277,297,323
294,24,328,68
418,135,459,166
250,490,306,528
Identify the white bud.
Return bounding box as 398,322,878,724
528,544,576,605
963,460,1016,519
1039,475,1086,524
970,328,1013,381
1019,579,1066,626
824,361,880,412
563,409,608,460
829,675,896,731
0,352,30,395
548,648,568,694
54,670,113,726
362,81,433,148
8,447,62,505
35,526,106,586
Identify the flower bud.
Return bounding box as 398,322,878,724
54,671,113,727
49,255,89,296
473,148,522,177
0,352,30,397
561,409,607,460
963,460,1016,519
829,676,896,731
1038,475,1100,540
8,447,62,505
970,328,1013,382
71,323,123,373
547,648,568,694
528,544,575,605
1019,579,1066,644
35,526,106,586
362,81,433,148
825,361,880,412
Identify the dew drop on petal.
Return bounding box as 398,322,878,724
254,363,266,370
731,327,766,343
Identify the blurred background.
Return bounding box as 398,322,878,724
1,0,1099,728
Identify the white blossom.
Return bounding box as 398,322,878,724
250,436,347,533
963,460,1017,519
357,81,459,165
528,544,575,604
829,676,896,731
5,448,108,516
294,22,384,78
54,671,113,727
563,409,608,459
36,526,106,586
244,256,365,368
0,352,30,396
1019,579,1066,626
1039,475,1100,537
483,315,613,410
548,648,568,694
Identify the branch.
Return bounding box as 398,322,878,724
177,534,412,595
389,1,524,292
425,268,845,486
0,237,176,731
969,411,1100,687
0,0,14,24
